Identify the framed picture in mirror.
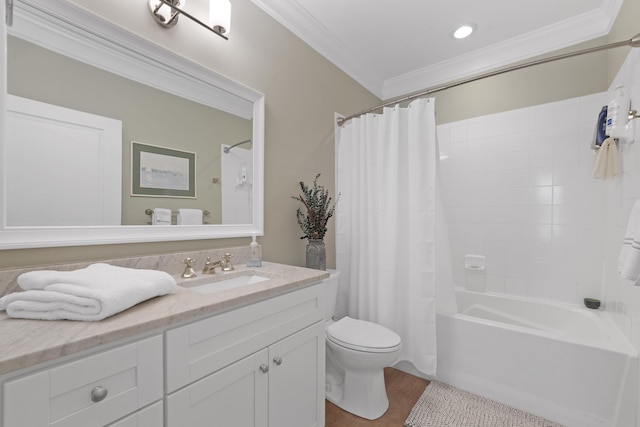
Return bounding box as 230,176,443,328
131,141,196,198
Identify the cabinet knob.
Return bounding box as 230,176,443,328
259,364,269,373
90,385,108,403
273,356,283,366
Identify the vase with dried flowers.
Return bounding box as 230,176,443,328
292,174,338,270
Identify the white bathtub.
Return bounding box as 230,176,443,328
436,289,638,427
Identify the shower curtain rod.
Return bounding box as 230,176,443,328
223,139,252,153
337,33,640,127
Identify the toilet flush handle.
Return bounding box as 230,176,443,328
273,356,283,366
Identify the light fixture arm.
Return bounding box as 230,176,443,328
151,0,229,40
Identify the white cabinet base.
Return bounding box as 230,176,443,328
3,335,162,427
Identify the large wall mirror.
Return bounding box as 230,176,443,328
0,0,265,249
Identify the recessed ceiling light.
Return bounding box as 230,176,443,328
453,24,475,39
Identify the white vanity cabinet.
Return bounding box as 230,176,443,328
165,284,325,427
0,281,326,427
2,335,163,427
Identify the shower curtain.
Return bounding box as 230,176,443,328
335,98,454,376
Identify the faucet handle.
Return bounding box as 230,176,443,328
181,257,197,278
221,253,234,271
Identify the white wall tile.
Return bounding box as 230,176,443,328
528,167,553,186
505,277,527,296
505,108,530,134
527,186,553,205
485,275,506,293
450,122,468,143
528,145,553,169
467,117,487,140
439,88,616,308
485,113,506,137
506,132,529,152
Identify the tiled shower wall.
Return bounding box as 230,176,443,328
438,91,610,304
437,47,640,345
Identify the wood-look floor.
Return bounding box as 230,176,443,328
325,367,429,427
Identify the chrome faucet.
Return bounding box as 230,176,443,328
220,253,234,271
202,256,221,274
181,257,197,278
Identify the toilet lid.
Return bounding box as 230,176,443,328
327,316,401,353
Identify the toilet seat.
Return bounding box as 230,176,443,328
327,316,401,353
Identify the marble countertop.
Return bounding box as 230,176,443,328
0,262,329,377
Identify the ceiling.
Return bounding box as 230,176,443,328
251,0,624,100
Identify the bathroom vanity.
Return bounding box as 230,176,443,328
0,262,328,427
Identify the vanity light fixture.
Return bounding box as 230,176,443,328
148,0,231,40
453,24,475,39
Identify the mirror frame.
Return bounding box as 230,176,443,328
0,0,265,249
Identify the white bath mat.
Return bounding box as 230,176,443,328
405,381,566,427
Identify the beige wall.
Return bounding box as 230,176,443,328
1,0,637,270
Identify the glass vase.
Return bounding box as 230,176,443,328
306,239,326,271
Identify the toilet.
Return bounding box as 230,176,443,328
323,270,402,420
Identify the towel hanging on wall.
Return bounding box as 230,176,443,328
593,137,621,179
152,207,172,225
177,208,203,225
619,200,640,285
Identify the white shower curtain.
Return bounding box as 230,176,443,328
335,97,454,376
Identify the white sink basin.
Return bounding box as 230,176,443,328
181,273,271,294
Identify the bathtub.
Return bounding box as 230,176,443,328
436,289,638,427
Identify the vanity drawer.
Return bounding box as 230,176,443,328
166,283,323,392
3,335,163,427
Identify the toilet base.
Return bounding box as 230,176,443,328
326,369,390,420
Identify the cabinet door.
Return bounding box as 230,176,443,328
166,349,269,427
269,322,325,427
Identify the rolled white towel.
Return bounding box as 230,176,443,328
621,238,640,285
177,208,203,225
618,200,640,273
0,263,177,321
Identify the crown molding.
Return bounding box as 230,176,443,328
251,0,384,97
382,0,624,99
252,0,623,101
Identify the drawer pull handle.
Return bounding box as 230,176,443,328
273,356,283,366
90,386,108,403
259,364,269,373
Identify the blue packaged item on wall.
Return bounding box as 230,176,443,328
595,105,608,147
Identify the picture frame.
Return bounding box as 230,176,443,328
131,141,196,198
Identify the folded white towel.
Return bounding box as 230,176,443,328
177,208,203,225
618,200,640,274
0,263,177,321
152,208,172,225
593,138,621,179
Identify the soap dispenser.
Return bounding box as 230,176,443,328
247,234,262,267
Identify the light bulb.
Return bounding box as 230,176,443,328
209,0,231,35
453,25,474,39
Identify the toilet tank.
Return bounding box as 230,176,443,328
324,269,340,321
